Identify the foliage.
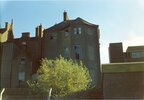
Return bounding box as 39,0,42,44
27,56,91,97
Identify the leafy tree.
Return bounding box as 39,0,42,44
27,56,91,97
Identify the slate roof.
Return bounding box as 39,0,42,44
44,17,98,33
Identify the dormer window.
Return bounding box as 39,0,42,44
74,27,81,34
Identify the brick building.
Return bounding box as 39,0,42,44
0,11,101,89
109,42,144,63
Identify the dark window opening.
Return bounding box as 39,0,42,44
50,36,53,40
74,45,81,60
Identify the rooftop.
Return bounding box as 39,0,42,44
126,46,144,52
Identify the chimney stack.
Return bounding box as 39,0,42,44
5,22,9,29
63,11,69,21
22,32,30,38
35,24,43,38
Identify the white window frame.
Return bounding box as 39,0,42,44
74,28,77,34
78,27,82,34
73,27,82,34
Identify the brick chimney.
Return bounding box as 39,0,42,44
35,24,43,38
22,32,30,38
63,11,69,21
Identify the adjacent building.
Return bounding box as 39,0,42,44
0,11,101,89
109,42,144,63
0,23,43,88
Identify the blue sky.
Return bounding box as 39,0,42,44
0,0,144,63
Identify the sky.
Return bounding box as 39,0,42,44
0,0,144,63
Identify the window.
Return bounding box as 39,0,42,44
74,27,82,34
74,28,77,34
64,48,70,59
20,58,26,64
131,51,144,58
64,30,69,37
50,33,57,40
21,42,27,50
74,45,81,60
78,27,81,34
18,65,25,87
131,52,141,58
18,58,26,81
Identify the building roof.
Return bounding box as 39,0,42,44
44,17,98,33
126,46,144,52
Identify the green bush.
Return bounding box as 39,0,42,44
27,56,91,97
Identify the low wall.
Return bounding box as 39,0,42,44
102,62,144,99
1,88,103,100
2,88,47,100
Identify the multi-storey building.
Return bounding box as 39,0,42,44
126,46,144,62
0,23,43,88
43,11,101,87
109,42,144,63
0,11,101,89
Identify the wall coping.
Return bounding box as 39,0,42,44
102,62,144,73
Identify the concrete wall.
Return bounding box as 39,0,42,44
102,62,144,99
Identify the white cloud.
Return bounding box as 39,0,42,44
123,32,144,52
137,0,144,7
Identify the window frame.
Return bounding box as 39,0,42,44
73,27,82,35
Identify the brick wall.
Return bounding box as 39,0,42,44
102,62,144,99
